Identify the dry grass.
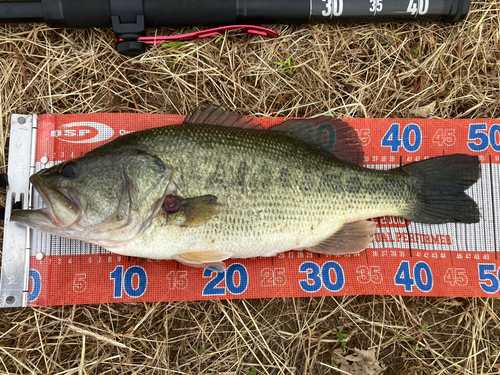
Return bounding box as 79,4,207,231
1,1,500,374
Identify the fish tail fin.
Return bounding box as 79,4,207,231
398,154,481,224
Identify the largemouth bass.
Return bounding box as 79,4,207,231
11,106,481,270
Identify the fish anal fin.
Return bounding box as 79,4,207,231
174,251,232,272
164,195,218,227
306,220,376,255
271,118,364,165
183,104,255,129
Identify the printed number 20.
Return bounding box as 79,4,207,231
202,264,249,296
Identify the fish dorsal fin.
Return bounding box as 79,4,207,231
184,105,363,164
183,104,264,129
271,118,364,165
306,220,376,255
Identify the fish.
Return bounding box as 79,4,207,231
11,105,481,271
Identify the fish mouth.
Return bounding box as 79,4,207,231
11,174,82,230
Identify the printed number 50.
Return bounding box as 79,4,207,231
478,264,500,294
467,123,500,152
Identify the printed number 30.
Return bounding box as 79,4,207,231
299,261,345,293
322,0,343,17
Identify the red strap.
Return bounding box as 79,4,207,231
118,25,278,44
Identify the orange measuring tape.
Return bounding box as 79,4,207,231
23,114,500,305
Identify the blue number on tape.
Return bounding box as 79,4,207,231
225,264,249,295
478,264,500,294
299,262,322,293
467,123,500,152
110,266,124,298
402,123,422,152
316,123,336,150
381,123,402,152
299,261,345,293
202,264,249,296
414,262,433,292
322,261,345,292
468,123,489,152
123,266,148,298
202,269,226,296
28,269,42,302
395,261,433,292
490,124,500,152
381,123,422,153
110,265,148,298
394,261,415,292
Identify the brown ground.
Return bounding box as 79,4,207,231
1,1,500,374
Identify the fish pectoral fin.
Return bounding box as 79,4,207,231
165,195,219,227
174,250,232,272
306,220,376,255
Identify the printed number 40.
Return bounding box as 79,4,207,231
407,0,429,15
394,261,433,292
381,123,422,152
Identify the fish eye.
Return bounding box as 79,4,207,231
61,161,80,178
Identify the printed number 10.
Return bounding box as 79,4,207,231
110,265,148,298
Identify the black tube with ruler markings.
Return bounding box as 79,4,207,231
0,0,470,54
0,0,470,27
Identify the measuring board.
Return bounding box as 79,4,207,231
1,113,500,307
